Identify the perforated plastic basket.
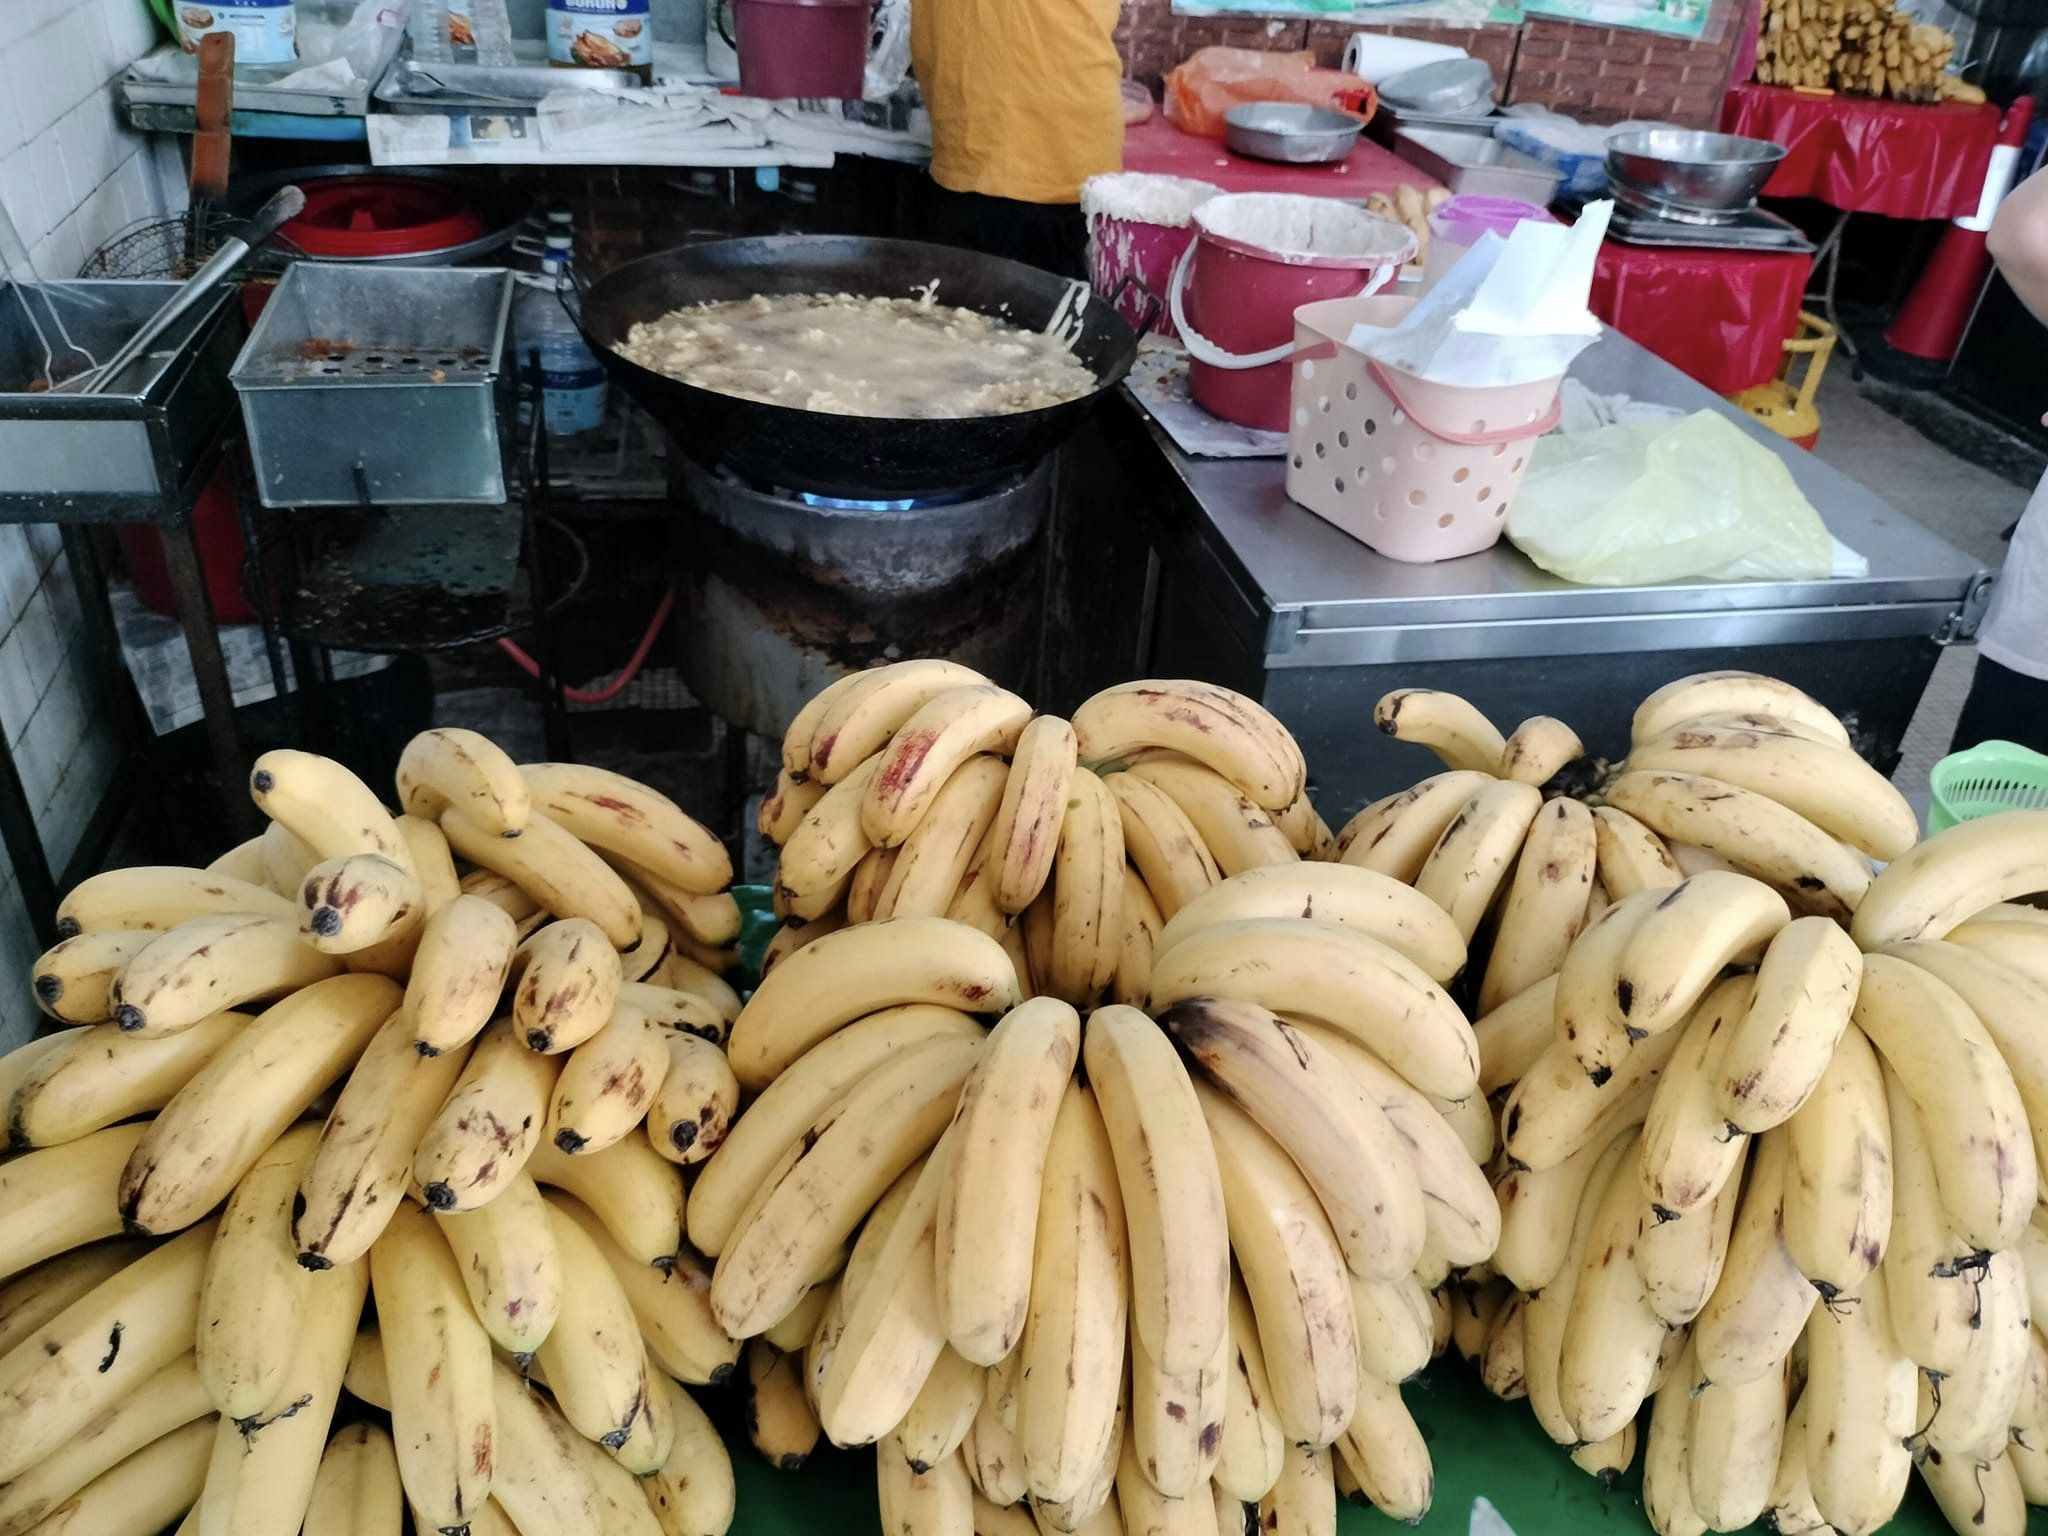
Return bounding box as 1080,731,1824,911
1928,740,2048,834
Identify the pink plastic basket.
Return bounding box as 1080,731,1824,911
1286,294,1563,563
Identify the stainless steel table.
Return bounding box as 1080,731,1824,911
1110,327,1989,819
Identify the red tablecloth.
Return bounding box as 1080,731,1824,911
1121,114,1439,202
1591,239,1813,393
1719,83,2000,220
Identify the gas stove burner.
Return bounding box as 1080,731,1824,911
703,461,1028,512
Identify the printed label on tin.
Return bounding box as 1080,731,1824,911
545,0,653,69
175,0,298,64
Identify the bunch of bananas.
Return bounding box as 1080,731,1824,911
0,729,744,1536
737,663,1504,1535
757,662,1337,1002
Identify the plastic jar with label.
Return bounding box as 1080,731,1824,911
546,0,654,83
175,0,298,63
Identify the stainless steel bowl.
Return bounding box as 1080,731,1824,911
1604,128,1787,218
1376,58,1495,115
1224,103,1364,164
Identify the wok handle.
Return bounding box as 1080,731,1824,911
1106,274,1164,341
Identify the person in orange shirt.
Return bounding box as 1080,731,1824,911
911,0,1125,277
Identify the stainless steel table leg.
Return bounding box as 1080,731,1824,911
1808,209,1858,363
162,507,256,839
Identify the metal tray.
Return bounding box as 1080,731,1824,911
1367,102,1498,149
1393,127,1564,204
0,281,245,512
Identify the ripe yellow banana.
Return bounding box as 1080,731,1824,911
1608,869,1788,1047
1603,770,1872,923
30,931,150,1024
6,1013,239,1149
524,1132,684,1268
815,1131,954,1446
1780,1022,1891,1301
1474,975,1557,1096
120,973,397,1234
613,867,738,949
1075,680,1305,811
643,1378,735,1536
659,947,741,1021
1628,720,1918,862
1154,862,1465,987
1479,1292,1528,1400
936,997,1081,1365
413,1018,559,1213
1167,999,1423,1282
1683,1352,1788,1530
1371,688,1507,774
1766,1393,1834,1536
1521,1128,1633,1445
1479,797,1597,1013
1129,1325,1226,1499
712,1033,979,1337
0,1351,211,1536
877,754,1009,920
1919,1247,2030,1460
777,752,884,903
563,1194,738,1387
878,1436,975,1536
295,854,421,956
1803,1265,1916,1536
726,916,1016,1091
440,806,641,949
32,1412,213,1536
1412,778,1544,945
1631,671,1850,749
0,1239,149,1358
354,817,468,974
370,1203,496,1530
1917,1438,2027,1536
302,1422,403,1536
547,1003,669,1155
1195,1083,1357,1448
1879,1059,1992,1376
537,1198,670,1470
1568,1424,1636,1485
433,1171,561,1360
1104,773,1220,919
646,1032,738,1166
1115,1430,1218,1536
1043,771,1122,1006
1126,757,1296,877
1214,1275,1285,1502
1028,1374,1122,1532
1501,1025,1677,1175
1555,1129,1670,1445
760,767,828,848
1333,771,1494,885
851,846,902,926
207,833,270,884
1018,1082,1128,1505
519,760,731,894
780,665,888,782
111,914,339,1038
1500,714,1585,785
1640,1337,1704,1536
1715,915,1862,1133
1494,1123,1630,1293
1635,1140,1744,1325
988,715,1078,914
249,749,413,872
1852,952,2034,1251
55,865,296,939
394,894,519,1056
0,1219,217,1482
457,870,544,937
487,1360,602,1533
1590,806,1683,899
1146,917,1478,1102
393,727,528,837
896,1347,984,1473
863,685,1034,847
197,1124,321,1423
1550,887,1662,1085
743,1338,820,1469
1691,1128,1816,1387
262,820,322,901
1111,866,1164,1009
1637,974,1756,1218
1082,1004,1230,1378
803,659,992,785
1331,1375,1429,1524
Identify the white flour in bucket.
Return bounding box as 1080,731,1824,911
1195,193,1415,266
1081,174,1223,227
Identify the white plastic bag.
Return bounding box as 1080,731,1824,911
1506,409,1835,585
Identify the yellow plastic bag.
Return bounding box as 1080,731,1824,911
1506,410,1834,586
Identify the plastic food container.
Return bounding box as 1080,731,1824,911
1421,195,1559,292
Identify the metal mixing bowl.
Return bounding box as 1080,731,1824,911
1224,103,1364,164
1604,128,1787,219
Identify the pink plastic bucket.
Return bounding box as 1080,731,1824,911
1169,193,1416,431
1082,174,1221,341
732,0,868,99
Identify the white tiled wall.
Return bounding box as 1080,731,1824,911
0,0,177,1047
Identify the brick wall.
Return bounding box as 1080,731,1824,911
1116,0,1745,129
0,0,178,1048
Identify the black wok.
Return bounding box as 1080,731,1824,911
578,235,1149,496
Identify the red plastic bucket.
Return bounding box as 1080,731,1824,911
1082,174,1221,342
732,0,868,99
1169,193,1416,431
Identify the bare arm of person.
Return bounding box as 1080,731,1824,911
1988,166,2048,327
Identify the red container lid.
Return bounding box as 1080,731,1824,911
279,175,491,259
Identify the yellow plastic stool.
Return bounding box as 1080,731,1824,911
1728,311,1837,450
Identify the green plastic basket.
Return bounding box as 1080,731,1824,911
1927,740,2048,834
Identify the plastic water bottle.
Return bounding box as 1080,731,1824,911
517,233,608,439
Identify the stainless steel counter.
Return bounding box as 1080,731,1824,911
1111,326,1989,814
